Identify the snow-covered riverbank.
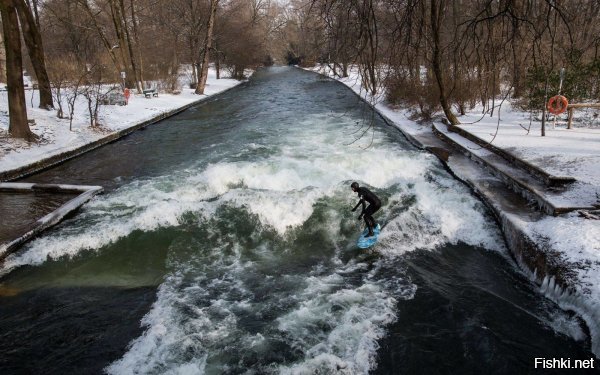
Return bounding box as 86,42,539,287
0,69,243,178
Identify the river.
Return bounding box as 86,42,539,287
0,67,595,374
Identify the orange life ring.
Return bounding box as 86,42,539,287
547,95,568,115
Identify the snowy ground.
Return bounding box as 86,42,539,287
457,104,600,187
307,64,600,355
0,68,244,175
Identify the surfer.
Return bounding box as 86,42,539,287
350,182,381,237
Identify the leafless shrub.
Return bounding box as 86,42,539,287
47,56,80,119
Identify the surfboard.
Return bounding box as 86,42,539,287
357,224,381,249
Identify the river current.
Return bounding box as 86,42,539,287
0,67,595,374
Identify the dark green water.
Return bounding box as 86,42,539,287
0,67,596,374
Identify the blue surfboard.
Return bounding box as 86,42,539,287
357,224,381,249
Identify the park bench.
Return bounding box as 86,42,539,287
143,88,158,98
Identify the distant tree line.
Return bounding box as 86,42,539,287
290,0,600,129
1,0,288,139
3,0,600,140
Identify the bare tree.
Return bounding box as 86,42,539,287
4,0,588,141
108,0,143,92
47,58,72,119
14,0,53,109
196,0,219,94
1,0,33,140
82,64,111,128
66,77,84,131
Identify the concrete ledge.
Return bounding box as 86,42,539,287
0,182,98,194
431,123,596,215
501,210,600,356
0,83,246,182
448,124,576,187
0,182,103,261
432,123,559,214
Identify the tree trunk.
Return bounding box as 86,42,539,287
191,62,197,88
430,0,459,125
214,40,220,79
25,0,40,26
541,77,548,137
118,0,142,92
171,36,179,84
365,0,378,96
511,23,523,98
109,0,135,89
1,0,32,139
14,0,52,109
130,0,144,90
195,0,218,95
80,0,123,78
215,53,220,79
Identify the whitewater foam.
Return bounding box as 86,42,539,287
2,110,510,373
2,119,501,275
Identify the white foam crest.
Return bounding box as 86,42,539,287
105,272,215,375
173,133,434,237
220,187,323,235
197,149,429,194
200,161,306,192
277,271,398,374
377,179,504,256
2,108,502,274
1,179,216,274
163,360,207,375
416,178,504,250
547,311,587,342
106,240,253,375
280,353,354,375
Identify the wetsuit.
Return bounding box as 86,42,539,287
352,187,381,236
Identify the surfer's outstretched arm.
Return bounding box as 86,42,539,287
352,199,366,220
352,199,365,213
